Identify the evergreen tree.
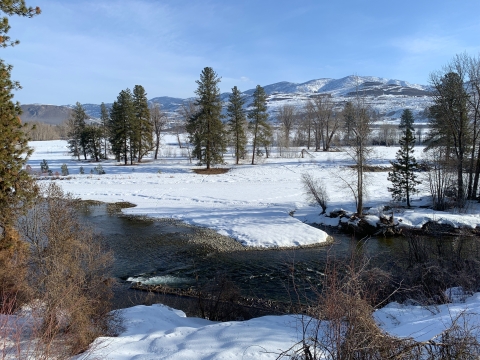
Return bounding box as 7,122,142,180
186,67,226,169
67,102,88,160
248,85,271,165
100,102,109,159
84,124,103,162
0,58,37,225
132,85,152,162
226,86,247,165
109,89,135,165
0,2,40,308
61,163,69,176
388,109,420,207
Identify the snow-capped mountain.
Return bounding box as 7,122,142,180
20,75,433,125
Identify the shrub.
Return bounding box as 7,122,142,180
18,184,118,356
40,159,49,173
301,172,329,214
61,163,69,176
94,164,105,175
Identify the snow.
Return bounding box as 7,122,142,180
28,139,332,248
23,139,480,359
76,291,480,359
74,304,301,359
28,140,480,250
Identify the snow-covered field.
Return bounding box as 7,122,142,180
28,137,480,249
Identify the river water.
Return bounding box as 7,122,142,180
80,203,406,306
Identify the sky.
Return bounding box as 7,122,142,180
3,0,480,105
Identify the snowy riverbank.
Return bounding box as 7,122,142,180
29,139,480,247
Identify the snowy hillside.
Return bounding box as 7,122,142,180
21,75,432,125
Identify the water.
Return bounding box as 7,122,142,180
79,203,406,303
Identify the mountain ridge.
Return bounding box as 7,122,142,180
20,75,432,125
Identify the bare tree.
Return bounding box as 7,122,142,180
23,121,60,141
178,100,198,145
310,96,340,151
301,101,315,149
150,103,168,160
295,107,313,149
277,104,296,148
378,122,398,146
301,172,329,214
344,89,373,216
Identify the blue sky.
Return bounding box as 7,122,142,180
4,0,480,105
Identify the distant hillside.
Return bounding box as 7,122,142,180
21,75,433,125
20,104,72,125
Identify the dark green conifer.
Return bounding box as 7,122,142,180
226,86,247,165
133,85,152,162
100,102,109,159
109,89,136,164
248,85,271,164
186,67,226,169
84,124,103,162
0,58,36,224
67,102,88,160
388,109,420,207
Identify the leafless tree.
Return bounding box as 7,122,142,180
310,96,340,151
377,122,398,146
150,103,168,160
178,100,199,162
277,104,296,148
301,173,329,214
23,122,61,141
301,102,315,149
344,86,373,216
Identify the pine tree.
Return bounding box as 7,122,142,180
0,2,40,309
84,124,103,162
0,58,36,224
100,102,109,159
186,67,226,169
226,86,247,165
67,102,88,160
109,89,135,165
133,85,152,162
248,85,271,165
388,109,420,207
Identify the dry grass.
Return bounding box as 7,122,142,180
192,168,230,175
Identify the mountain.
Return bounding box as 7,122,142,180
19,75,433,125
20,104,73,125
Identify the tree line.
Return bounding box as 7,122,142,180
67,85,168,164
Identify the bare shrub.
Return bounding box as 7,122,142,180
301,173,329,214
280,250,480,359
196,273,246,321
398,232,480,303
18,183,117,357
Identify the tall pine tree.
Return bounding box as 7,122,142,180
248,85,271,164
186,67,226,169
109,89,135,165
226,86,247,165
100,102,109,159
67,102,88,160
0,1,40,308
388,109,420,207
132,85,152,162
